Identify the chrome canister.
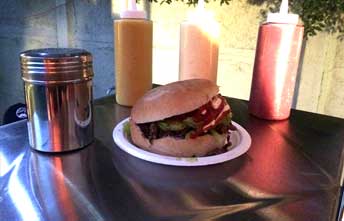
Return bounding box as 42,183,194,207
20,48,94,152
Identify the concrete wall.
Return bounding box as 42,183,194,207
0,0,58,123
295,33,338,115
66,0,114,97
0,0,114,124
319,36,344,118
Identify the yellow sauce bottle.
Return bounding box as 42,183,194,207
114,0,152,106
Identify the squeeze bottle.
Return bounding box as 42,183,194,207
179,0,220,83
248,0,304,120
114,0,152,106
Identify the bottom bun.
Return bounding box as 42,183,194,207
130,119,227,157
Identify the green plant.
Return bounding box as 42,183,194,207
256,0,344,38
148,0,344,38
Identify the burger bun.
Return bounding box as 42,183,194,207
131,79,219,124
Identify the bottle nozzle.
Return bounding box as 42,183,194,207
128,0,137,10
197,0,205,11
266,0,298,24
119,0,146,18
279,0,288,14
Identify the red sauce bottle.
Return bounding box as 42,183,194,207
248,0,304,120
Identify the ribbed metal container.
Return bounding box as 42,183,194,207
20,48,94,152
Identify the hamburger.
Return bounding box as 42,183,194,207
129,79,235,157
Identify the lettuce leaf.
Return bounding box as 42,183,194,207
183,117,198,128
210,129,224,145
123,121,131,138
158,121,186,131
158,117,200,132
219,112,232,126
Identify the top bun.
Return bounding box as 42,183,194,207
131,79,219,123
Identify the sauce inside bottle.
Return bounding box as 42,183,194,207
114,0,152,106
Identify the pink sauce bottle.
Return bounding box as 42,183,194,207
248,0,304,120
179,0,220,83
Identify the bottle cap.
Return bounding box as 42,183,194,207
120,0,146,19
266,0,299,24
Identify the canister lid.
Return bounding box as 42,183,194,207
20,48,94,83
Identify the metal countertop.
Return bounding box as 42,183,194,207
1,95,344,221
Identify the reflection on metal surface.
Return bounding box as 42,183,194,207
25,81,94,152
1,96,344,220
0,151,20,177
224,118,336,220
0,132,108,220
224,178,293,221
112,146,263,220
29,144,105,221
5,153,40,221
233,118,333,195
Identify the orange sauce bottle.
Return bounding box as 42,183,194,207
114,0,152,106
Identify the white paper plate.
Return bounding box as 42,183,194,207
113,118,251,166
